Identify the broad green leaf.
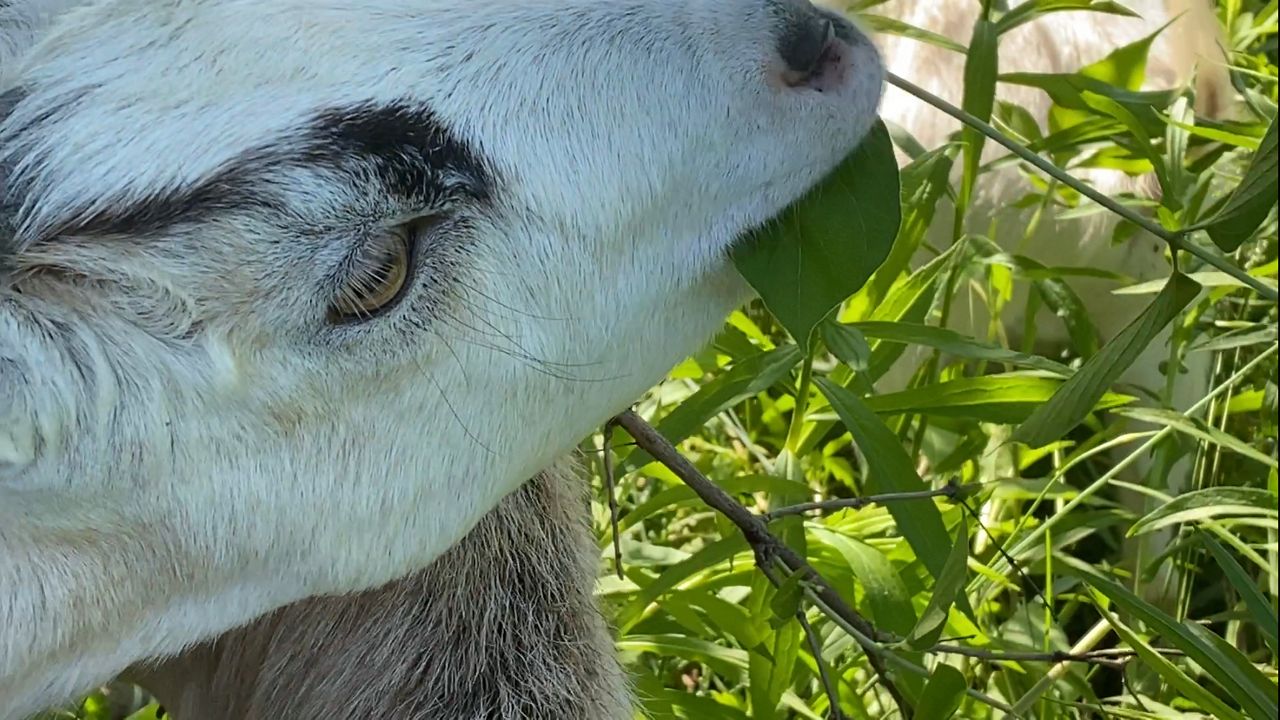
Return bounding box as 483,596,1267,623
748,571,803,720
846,144,956,319
816,379,955,583
811,528,917,636
1200,536,1279,652
1013,272,1201,448
733,121,902,349
821,320,871,372
915,664,967,720
1000,72,1177,136
768,570,805,626
905,513,969,651
1128,487,1279,536
1200,116,1279,251
1069,558,1280,720
1077,21,1164,90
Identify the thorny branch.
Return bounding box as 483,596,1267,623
608,409,1191,718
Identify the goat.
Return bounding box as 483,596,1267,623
0,0,886,717
125,3,1236,717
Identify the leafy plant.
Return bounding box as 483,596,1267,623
595,2,1279,719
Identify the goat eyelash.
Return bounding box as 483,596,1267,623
327,220,426,325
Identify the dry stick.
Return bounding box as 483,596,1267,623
799,611,846,720
613,410,915,719
886,72,1280,303
760,561,848,720
601,419,625,581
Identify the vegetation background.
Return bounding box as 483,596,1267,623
59,0,1276,718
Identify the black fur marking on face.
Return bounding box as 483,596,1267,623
303,103,492,206
7,101,489,244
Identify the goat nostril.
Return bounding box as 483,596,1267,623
779,17,836,87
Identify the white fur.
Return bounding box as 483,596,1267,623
0,0,885,715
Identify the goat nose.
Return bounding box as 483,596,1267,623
775,2,841,87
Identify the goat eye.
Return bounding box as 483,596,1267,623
328,228,413,324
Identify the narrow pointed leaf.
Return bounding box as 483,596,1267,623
1014,272,1201,448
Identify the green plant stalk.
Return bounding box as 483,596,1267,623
784,351,817,454
886,73,1280,302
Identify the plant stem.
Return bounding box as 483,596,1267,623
886,72,1279,302
785,351,816,453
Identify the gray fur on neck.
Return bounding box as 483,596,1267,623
133,467,630,719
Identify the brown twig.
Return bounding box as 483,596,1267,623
799,608,847,720
614,410,914,718
601,419,625,581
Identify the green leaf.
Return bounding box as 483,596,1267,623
811,528,917,636
617,634,750,677
615,535,749,631
749,571,804,720
768,570,806,627
1013,272,1201,448
1201,116,1279,251
815,379,955,583
960,19,999,210
1128,487,1279,536
866,373,1132,424
1200,536,1279,652
915,664,968,720
733,121,902,349
1077,21,1164,90
994,0,1139,36
860,13,967,54
619,345,802,473
1089,594,1247,720
852,321,1073,376
821,320,871,372
905,513,969,651
1069,558,1279,720
1113,407,1279,469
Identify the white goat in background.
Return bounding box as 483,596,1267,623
0,0,885,716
